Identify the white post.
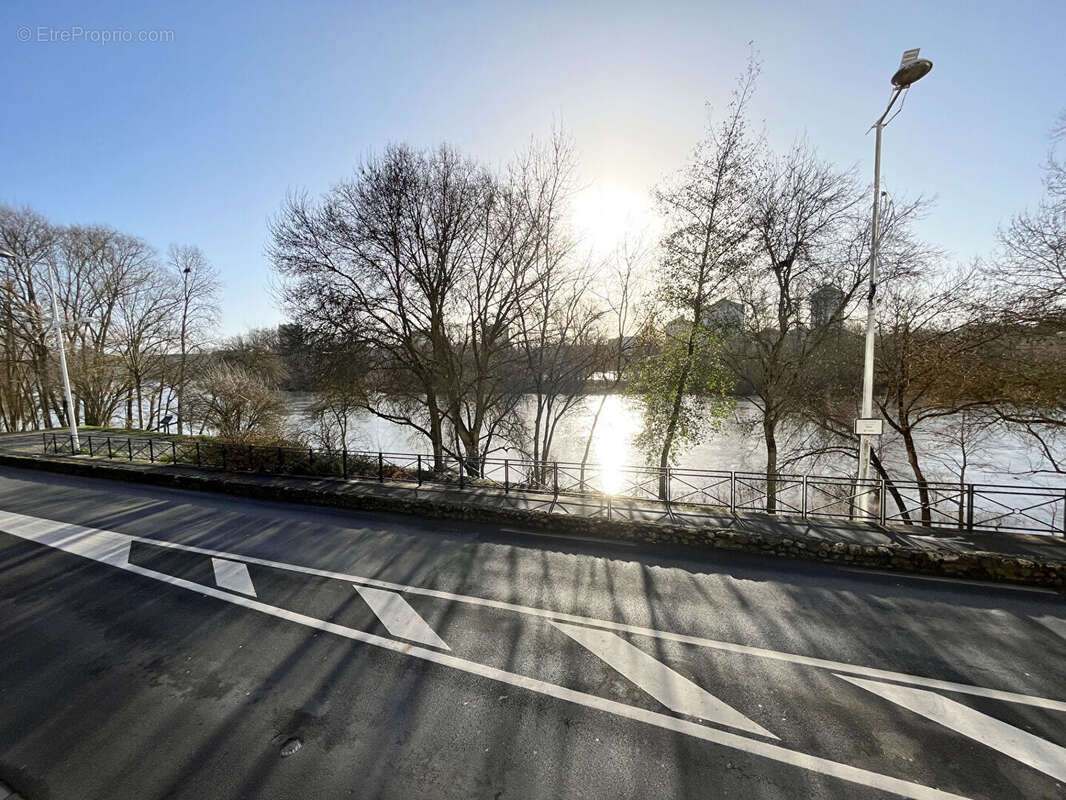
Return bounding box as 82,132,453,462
855,122,883,516
45,260,79,453
855,82,909,518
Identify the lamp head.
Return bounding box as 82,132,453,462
892,58,933,88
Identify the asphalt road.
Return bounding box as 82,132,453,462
0,466,1064,800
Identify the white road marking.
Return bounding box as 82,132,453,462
0,511,131,567
353,585,449,650
1,509,1063,715
1033,615,1066,643
0,515,971,800
839,675,1066,783
211,557,256,597
552,621,776,738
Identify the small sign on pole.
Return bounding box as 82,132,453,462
855,418,884,436
899,48,920,68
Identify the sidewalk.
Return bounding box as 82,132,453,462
0,433,1064,588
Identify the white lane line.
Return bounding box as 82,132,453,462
839,675,1066,783
353,585,449,650
552,621,775,738
0,517,971,800
211,558,256,597
1033,615,1066,643
1,509,1063,713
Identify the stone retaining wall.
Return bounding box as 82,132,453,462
1,453,1064,589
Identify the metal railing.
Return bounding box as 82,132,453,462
42,432,1066,537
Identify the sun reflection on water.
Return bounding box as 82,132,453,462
591,394,639,494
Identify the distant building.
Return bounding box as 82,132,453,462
809,285,845,328
701,298,744,331
665,299,744,341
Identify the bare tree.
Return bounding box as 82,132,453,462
579,239,651,472
0,206,61,429
725,142,866,511
168,244,220,435
51,225,159,426
872,264,1004,522
271,143,550,474
510,132,605,472
985,109,1066,473
116,264,182,428
186,362,287,443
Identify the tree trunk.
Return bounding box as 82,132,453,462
657,365,691,501
900,425,932,526
869,449,912,525
427,396,444,472
764,416,778,514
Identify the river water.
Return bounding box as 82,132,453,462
284,392,1061,490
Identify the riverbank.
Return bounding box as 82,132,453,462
1,433,1064,589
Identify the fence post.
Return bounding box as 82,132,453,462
88,436,94,457
149,439,154,463
128,439,133,461
729,471,735,515
553,462,559,499
42,433,47,452
378,452,384,482
417,454,422,486
801,475,808,518
879,480,887,526
69,433,74,454
106,436,112,459
171,440,177,464
459,458,465,490
665,466,671,505
342,448,347,479
195,440,201,468
52,433,57,453
966,484,975,531
308,446,313,472
504,459,509,493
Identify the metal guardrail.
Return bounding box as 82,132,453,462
43,432,1066,537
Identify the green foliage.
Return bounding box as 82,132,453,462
627,324,734,465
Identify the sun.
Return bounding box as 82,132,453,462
570,182,652,257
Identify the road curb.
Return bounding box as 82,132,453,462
1,452,1063,589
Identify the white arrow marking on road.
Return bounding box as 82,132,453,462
353,585,449,650
211,557,256,597
0,510,974,800
1033,615,1066,643
838,674,1066,783
551,620,776,738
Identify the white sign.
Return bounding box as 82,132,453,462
855,418,884,436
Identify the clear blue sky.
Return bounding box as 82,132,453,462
4,0,1064,334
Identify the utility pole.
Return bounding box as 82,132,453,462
855,49,933,518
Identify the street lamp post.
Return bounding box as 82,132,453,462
855,49,932,518
0,245,81,453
